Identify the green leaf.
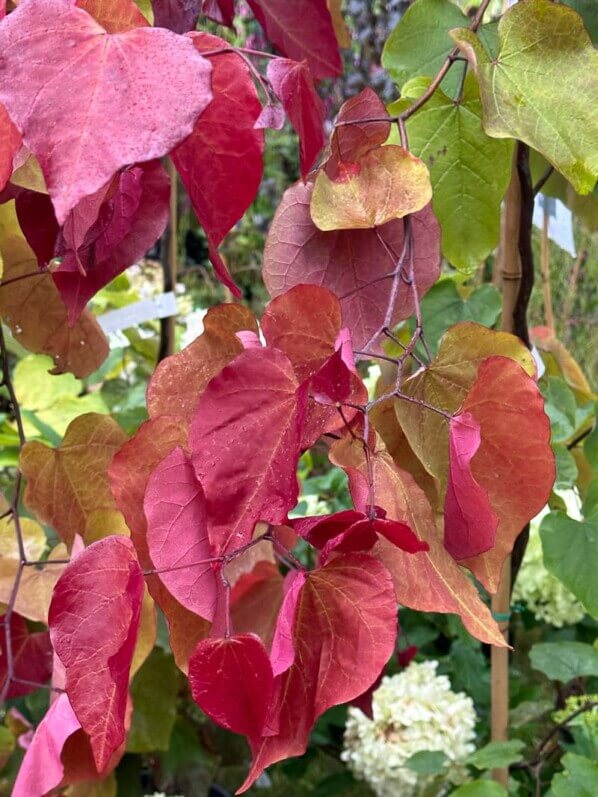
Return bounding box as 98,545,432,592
313,772,358,796
530,641,598,682
553,444,579,489
13,353,109,438
127,649,179,753
451,0,598,194
404,750,447,775
418,281,502,356
382,0,467,98
13,354,81,410
451,782,508,797
541,377,578,444
540,512,598,618
388,74,513,272
509,699,553,729
583,479,598,520
551,753,598,797
0,725,15,759
467,740,525,771
530,151,598,233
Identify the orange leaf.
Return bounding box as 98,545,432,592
75,0,149,32
396,322,535,491
531,325,594,402
458,357,555,592
0,517,67,623
326,0,351,48
310,145,432,230
146,303,258,422
330,435,507,647
109,417,210,672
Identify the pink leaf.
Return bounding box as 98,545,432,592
12,693,81,797
0,0,212,223
172,32,264,295
444,411,499,560
261,285,367,447
263,182,441,350
262,285,343,384
0,613,53,698
188,634,275,737
48,536,144,771
254,102,286,131
53,160,170,323
189,347,306,555
326,88,390,178
239,553,397,792
152,0,201,32
349,669,384,719
202,0,235,27
269,570,306,676
266,58,325,179
14,188,59,266
310,347,352,405
0,104,21,191
397,645,418,668
144,447,219,621
295,509,427,563
246,0,342,81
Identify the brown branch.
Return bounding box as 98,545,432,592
513,700,598,773
0,267,49,289
158,159,178,363
0,324,27,704
513,142,534,347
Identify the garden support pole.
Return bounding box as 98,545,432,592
491,150,522,789
540,207,554,330
158,158,178,361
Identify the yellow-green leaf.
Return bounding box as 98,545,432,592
0,516,67,623
396,322,535,490
20,413,128,549
310,145,432,231
451,0,598,194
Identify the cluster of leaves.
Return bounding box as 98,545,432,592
0,0,595,795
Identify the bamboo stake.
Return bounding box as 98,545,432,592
540,206,554,330
498,161,522,331
491,560,512,788
491,152,522,789
562,248,587,337
158,159,178,361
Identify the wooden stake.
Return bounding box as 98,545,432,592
158,159,178,361
491,560,512,788
498,157,522,334
562,248,587,337
540,207,554,330
491,152,522,788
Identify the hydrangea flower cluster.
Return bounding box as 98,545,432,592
513,522,585,627
342,661,477,797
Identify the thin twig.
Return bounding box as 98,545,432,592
532,165,554,196
0,267,49,289
333,0,491,148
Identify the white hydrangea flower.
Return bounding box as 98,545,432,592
342,661,477,797
512,515,584,628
